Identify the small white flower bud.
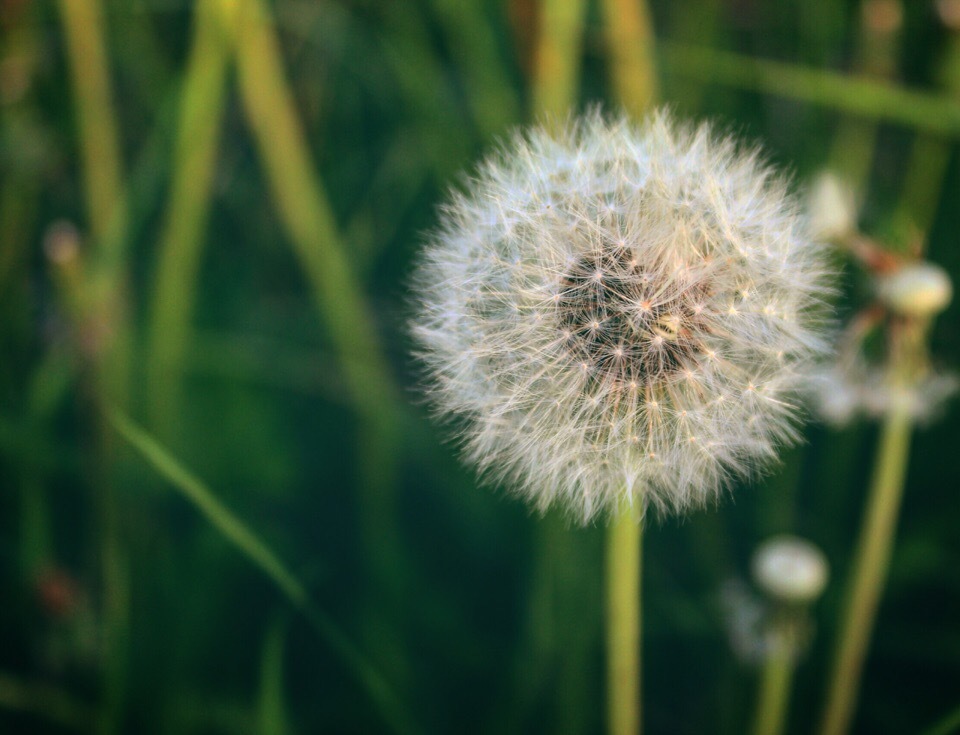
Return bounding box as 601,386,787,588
876,262,952,318
752,535,829,604
807,171,856,241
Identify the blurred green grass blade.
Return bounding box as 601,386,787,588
922,703,960,735
662,43,960,136
146,0,231,435
600,0,658,118
108,407,306,609
55,0,126,244
533,0,588,116
258,613,291,735
107,408,419,735
219,0,398,426
219,0,414,691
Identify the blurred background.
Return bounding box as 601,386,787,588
1,0,959,733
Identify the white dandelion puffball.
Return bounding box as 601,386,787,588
752,535,829,604
411,111,831,523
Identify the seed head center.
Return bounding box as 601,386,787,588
556,247,703,384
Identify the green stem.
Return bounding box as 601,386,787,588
921,702,960,735
55,0,125,244
533,0,588,117
606,511,642,735
106,408,418,735
660,43,960,137
146,0,231,435
752,630,795,735
819,405,913,735
600,0,658,119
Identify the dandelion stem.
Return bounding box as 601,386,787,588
55,0,125,245
819,404,912,735
752,629,795,735
606,510,642,735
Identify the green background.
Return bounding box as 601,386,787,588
1,0,958,733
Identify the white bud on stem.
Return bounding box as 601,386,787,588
752,535,829,604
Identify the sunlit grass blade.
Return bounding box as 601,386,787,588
55,0,125,245
661,43,960,136
217,0,411,687
533,0,588,116
921,702,960,735
106,408,418,735
146,0,231,435
600,0,658,119
818,406,913,735
258,613,291,735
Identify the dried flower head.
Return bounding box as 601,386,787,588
752,535,829,604
411,111,831,522
808,359,957,425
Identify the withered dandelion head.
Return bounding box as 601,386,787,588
411,111,831,523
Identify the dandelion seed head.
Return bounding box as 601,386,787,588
411,110,832,523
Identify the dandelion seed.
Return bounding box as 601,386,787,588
411,110,832,522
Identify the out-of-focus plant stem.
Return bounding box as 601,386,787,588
660,44,960,137
532,0,588,117
55,3,132,733
107,409,419,735
216,0,410,688
819,315,931,735
600,0,658,119
752,621,797,735
146,0,231,436
217,0,399,470
818,404,911,735
258,613,291,735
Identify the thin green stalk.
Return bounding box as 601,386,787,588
533,0,588,117
107,408,419,735
600,0,658,119
921,703,960,735
818,405,913,735
219,0,410,687
55,0,125,245
217,0,399,471
258,613,291,735
606,511,642,735
752,633,795,735
660,44,960,137
146,0,231,435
